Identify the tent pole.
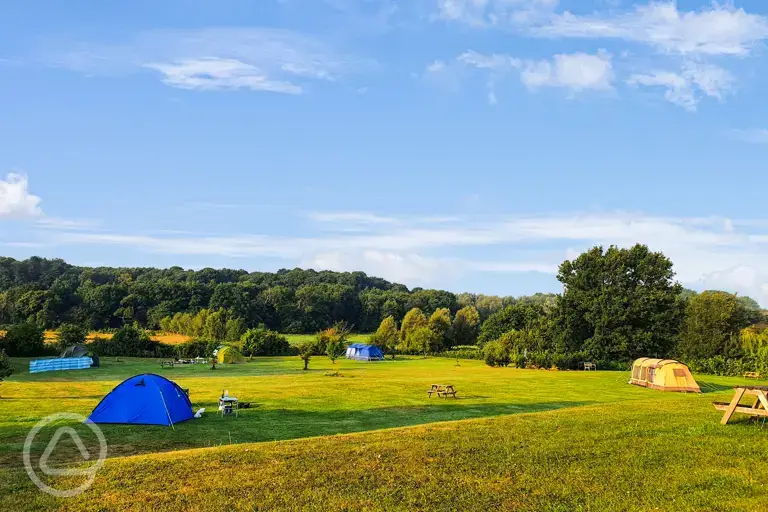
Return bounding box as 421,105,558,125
154,379,175,430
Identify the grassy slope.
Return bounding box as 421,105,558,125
2,397,767,511
1,356,765,511
2,357,686,466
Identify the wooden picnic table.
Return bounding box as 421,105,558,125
427,384,457,399
160,360,174,368
714,385,768,425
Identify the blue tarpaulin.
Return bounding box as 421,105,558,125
88,374,193,427
345,344,384,361
30,357,93,374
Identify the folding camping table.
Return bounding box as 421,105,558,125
218,396,239,417
714,385,768,425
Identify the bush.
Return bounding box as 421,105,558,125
0,323,47,357
0,349,13,380
175,339,214,359
526,350,553,369
241,328,292,356
483,341,511,367
433,347,483,360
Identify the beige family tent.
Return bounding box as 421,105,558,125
629,358,701,393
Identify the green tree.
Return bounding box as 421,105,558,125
678,291,750,359
478,303,546,345
240,327,291,356
326,336,346,363
406,326,440,358
451,306,480,347
428,308,452,351
554,244,683,361
297,342,314,370
371,316,399,359
399,308,427,343
56,323,87,348
0,349,13,398
225,317,246,342
737,295,764,325
0,323,45,357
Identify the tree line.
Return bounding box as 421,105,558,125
0,256,503,333
1,248,766,376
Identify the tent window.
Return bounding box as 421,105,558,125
673,369,686,377
639,368,647,381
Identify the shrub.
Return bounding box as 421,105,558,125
297,342,314,370
241,328,292,356
0,323,47,357
0,349,13,380
433,347,483,360
483,341,511,367
175,339,214,359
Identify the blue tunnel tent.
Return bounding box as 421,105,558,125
345,343,384,361
88,374,193,427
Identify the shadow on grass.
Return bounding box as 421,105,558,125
2,400,594,467
697,381,734,394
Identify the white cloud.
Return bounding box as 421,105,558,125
307,250,453,284
436,0,559,27
627,62,733,110
48,28,359,94
457,50,521,70
309,212,399,225
520,51,613,91
534,2,768,56
48,210,768,305
730,128,768,144
144,58,303,94
449,49,613,99
0,174,42,219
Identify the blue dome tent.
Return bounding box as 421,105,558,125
345,344,384,361
88,374,193,427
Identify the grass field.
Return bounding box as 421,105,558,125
1,356,766,511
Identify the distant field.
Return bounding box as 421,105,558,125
0,355,764,511
284,332,372,346
34,331,192,345
10,330,368,347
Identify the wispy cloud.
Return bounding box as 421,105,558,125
309,212,399,225
46,211,768,305
436,0,559,27
431,49,613,103
430,2,766,110
45,27,363,94
36,217,100,231
627,62,734,111
0,173,42,219
532,2,768,57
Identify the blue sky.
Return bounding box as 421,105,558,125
2,0,768,305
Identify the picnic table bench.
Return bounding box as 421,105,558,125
427,384,457,399
160,360,174,368
583,362,596,371
744,372,761,379
713,385,768,425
